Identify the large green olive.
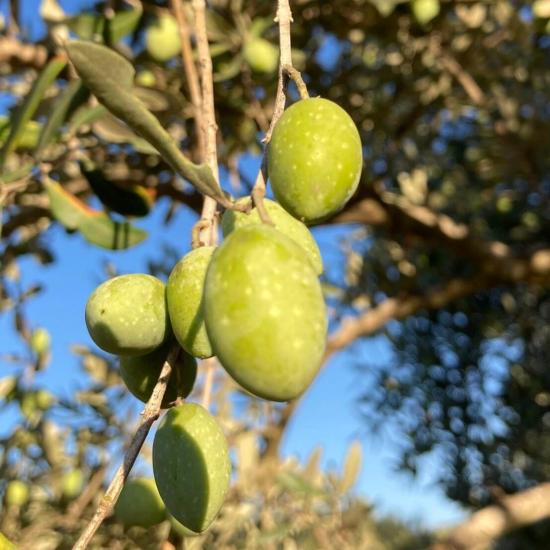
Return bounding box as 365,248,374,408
114,477,166,528
153,404,230,533
243,38,279,74
267,98,362,224
167,247,214,359
221,198,323,275
120,342,197,408
5,480,29,507
145,15,181,62
85,274,169,356
204,225,327,401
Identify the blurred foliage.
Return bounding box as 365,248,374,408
2,0,550,547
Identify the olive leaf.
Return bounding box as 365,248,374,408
0,56,67,168
35,79,89,157
43,177,148,249
337,440,362,494
65,41,230,206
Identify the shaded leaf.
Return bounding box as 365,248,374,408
66,41,229,206
43,177,147,249
67,104,107,136
0,56,67,168
35,79,89,156
80,160,154,217
277,471,325,496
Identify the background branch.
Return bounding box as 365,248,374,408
434,482,550,550
71,347,180,549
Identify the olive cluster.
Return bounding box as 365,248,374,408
85,97,362,533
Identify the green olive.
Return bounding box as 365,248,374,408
204,225,327,401
243,38,279,74
85,274,169,356
167,247,215,359
267,98,362,223
145,15,181,62
114,477,166,528
153,404,231,533
221,197,323,275
119,342,197,408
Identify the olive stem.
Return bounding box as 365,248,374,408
282,64,309,100
249,0,295,225
191,0,220,249
71,346,180,550
169,0,206,160
200,356,216,410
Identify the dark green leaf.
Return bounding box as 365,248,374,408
65,41,229,206
80,160,153,217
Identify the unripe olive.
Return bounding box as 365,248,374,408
221,197,323,275
62,470,84,499
30,328,50,356
153,404,230,533
411,0,440,25
85,274,169,356
119,342,197,408
5,480,29,507
114,477,166,528
267,98,362,223
35,389,55,410
135,70,157,88
145,15,181,62
243,37,279,74
169,514,200,538
204,225,327,401
167,247,214,359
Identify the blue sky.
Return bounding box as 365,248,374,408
0,0,469,529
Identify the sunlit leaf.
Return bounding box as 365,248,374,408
338,440,363,494
66,41,229,205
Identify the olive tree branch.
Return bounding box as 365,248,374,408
262,241,550,458
170,0,206,160
249,0,297,225
71,346,180,550
191,0,220,249
433,482,550,550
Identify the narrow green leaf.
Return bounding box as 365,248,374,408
0,163,34,184
338,440,363,493
277,471,325,496
0,56,67,168
35,79,89,157
107,8,142,42
66,41,229,206
67,104,107,136
66,12,104,39
44,177,90,229
78,214,147,250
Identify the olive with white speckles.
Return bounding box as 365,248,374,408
85,274,169,356
267,97,363,223
119,341,197,408
153,404,231,533
204,225,327,401
221,197,323,275
167,247,215,358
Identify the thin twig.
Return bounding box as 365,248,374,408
170,0,206,159
200,357,216,410
191,0,220,248
249,0,297,225
71,346,180,550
